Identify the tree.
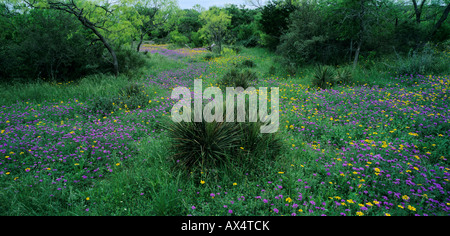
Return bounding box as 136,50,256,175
198,7,231,53
259,0,296,51
23,0,142,77
325,0,382,69
277,1,330,65
176,8,202,44
224,4,260,47
245,0,267,8
402,0,450,48
134,0,178,52
0,6,105,81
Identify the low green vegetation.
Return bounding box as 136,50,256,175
0,0,449,216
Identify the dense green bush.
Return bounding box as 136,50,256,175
259,1,296,51
311,65,335,89
113,47,149,77
0,7,150,83
219,68,257,89
276,0,450,70
392,44,450,76
166,119,283,172
241,59,256,68
169,30,190,47
277,2,340,66
0,9,104,82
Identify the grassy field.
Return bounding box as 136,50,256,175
0,45,449,216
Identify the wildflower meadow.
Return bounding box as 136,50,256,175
1,44,449,217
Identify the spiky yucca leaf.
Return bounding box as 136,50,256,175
312,65,335,89
334,68,353,85
219,68,257,89
167,120,242,171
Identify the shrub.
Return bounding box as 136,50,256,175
268,65,277,76
167,120,242,171
311,65,335,89
393,44,450,76
229,45,243,54
334,67,353,85
117,83,148,110
89,96,119,115
219,68,257,89
166,119,284,172
0,9,104,82
169,30,190,47
241,59,256,68
113,47,148,76
203,53,220,61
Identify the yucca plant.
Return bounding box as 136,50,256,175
311,65,335,89
219,68,257,89
166,101,284,172
334,68,353,85
166,120,242,171
167,120,284,173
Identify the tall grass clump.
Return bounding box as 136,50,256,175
88,82,148,114
167,119,284,174
311,65,335,89
166,97,284,174
166,120,242,171
334,67,353,85
219,68,257,89
310,65,355,89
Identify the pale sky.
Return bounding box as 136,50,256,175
177,0,253,9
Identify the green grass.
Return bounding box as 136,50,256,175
1,46,449,216
0,52,185,107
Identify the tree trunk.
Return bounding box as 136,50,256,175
416,3,450,49
353,40,361,70
137,33,144,52
349,39,353,63
79,16,119,77
353,0,365,70
428,3,450,40
412,0,427,24
90,27,119,77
